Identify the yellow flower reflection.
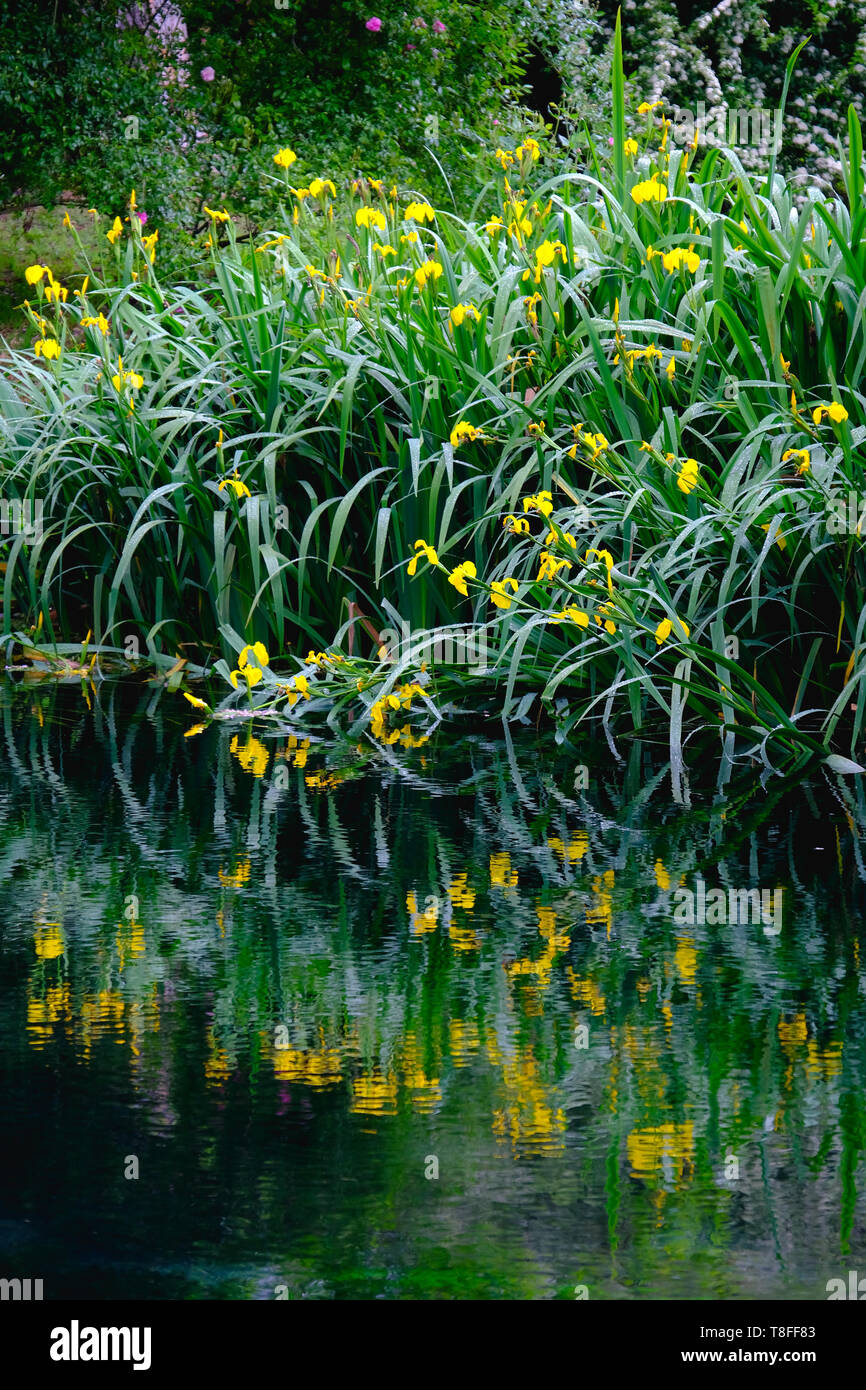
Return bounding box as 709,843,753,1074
26,982,71,1048
218,859,251,888
407,890,439,935
449,1017,480,1067
493,1047,567,1157
548,832,588,864
506,905,570,995
34,924,65,958
627,1123,694,1186
447,873,475,910
674,935,698,983
490,852,518,887
350,1072,399,1116
230,734,270,779
567,970,606,1016
204,1029,232,1084
401,1031,442,1113
586,869,615,937
116,916,145,970
273,1039,343,1088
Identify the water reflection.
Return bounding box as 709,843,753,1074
1,679,865,1298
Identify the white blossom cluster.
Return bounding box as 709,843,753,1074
550,0,866,194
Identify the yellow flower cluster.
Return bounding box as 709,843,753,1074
490,577,518,610
782,447,810,475
450,302,480,327
81,312,110,336
537,550,572,582
229,641,269,689
676,457,700,494
522,490,553,517
218,470,251,499
450,420,484,448
308,178,336,199
407,539,439,576
27,262,68,304
631,171,667,204
370,681,426,739
110,356,144,396
404,201,435,223
507,201,533,242
523,238,566,284
414,259,443,289
647,245,700,274
655,616,690,645
570,431,609,462
283,674,310,706
356,206,387,231
548,605,589,628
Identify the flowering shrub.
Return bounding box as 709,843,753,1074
593,0,866,191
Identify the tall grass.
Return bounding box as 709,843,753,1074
1,18,865,761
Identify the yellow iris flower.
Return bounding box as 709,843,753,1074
450,420,483,448
407,539,439,575
491,578,519,610
355,206,387,231
448,561,477,596
404,201,435,223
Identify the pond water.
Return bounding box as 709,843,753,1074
1,680,864,1300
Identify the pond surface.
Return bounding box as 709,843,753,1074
1,681,865,1299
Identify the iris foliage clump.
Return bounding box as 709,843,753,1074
2,19,865,768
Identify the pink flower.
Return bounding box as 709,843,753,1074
492,119,499,126
406,43,416,50
137,211,147,225
365,16,382,31
432,18,446,33
200,66,215,82
608,136,614,145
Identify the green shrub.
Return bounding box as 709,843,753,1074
0,1,175,210
0,0,543,270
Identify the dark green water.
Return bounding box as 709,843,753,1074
1,680,865,1300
